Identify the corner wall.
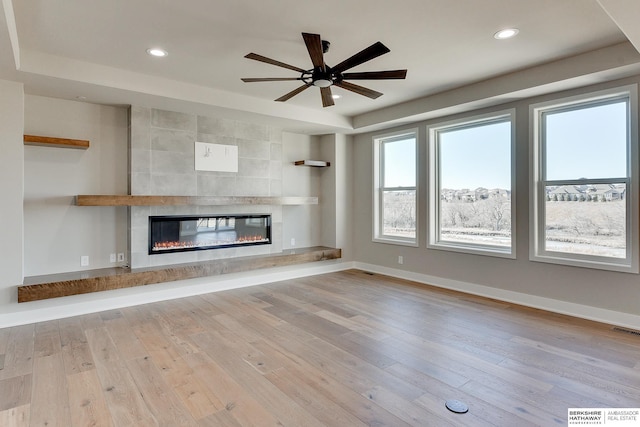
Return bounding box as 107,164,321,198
320,133,354,259
0,80,24,306
23,95,129,276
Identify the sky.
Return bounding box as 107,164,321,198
439,120,511,189
545,100,627,180
383,137,416,187
383,99,628,190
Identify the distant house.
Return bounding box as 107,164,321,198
587,184,621,201
440,187,510,202
460,191,477,202
548,185,583,201
489,188,510,199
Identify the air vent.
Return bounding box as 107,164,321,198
612,327,640,337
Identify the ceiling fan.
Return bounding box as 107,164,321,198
241,32,407,107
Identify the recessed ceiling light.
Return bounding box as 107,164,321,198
332,94,341,99
494,28,519,40
146,48,168,57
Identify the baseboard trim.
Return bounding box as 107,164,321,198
4,260,639,331
353,262,640,331
0,260,355,328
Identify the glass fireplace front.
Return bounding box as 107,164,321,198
149,214,271,254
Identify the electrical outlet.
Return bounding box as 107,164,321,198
117,253,125,262
110,253,116,263
81,255,89,267
398,255,404,265
290,238,296,247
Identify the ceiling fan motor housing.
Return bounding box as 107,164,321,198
311,65,335,87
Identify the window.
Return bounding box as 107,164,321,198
373,130,417,246
428,110,515,257
530,86,638,272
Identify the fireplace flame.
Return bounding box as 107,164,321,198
152,235,268,252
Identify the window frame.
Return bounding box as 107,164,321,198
529,85,639,273
427,109,516,258
372,129,419,247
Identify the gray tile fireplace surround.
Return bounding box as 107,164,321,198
129,107,284,268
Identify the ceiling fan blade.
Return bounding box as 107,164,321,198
320,87,334,107
331,41,390,74
245,53,306,73
302,32,325,70
334,81,383,99
341,70,407,80
241,77,302,82
275,84,310,102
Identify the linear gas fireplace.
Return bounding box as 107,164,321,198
149,214,271,255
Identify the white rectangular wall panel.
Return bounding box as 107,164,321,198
195,142,238,172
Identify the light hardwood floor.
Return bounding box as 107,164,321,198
1,269,639,426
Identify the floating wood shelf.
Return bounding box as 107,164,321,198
294,160,330,167
24,134,90,149
75,195,318,206
18,246,342,302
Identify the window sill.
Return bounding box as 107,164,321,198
373,237,419,247
428,241,515,259
530,253,637,274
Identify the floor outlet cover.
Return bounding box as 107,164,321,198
445,399,469,414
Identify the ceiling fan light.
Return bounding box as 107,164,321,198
313,79,332,88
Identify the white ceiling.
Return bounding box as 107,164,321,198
1,0,640,134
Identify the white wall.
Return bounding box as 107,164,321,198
23,95,129,275
320,133,354,259
352,76,640,327
282,132,323,249
0,80,24,306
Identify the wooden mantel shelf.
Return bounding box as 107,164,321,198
24,134,90,149
19,246,342,302
76,195,318,206
294,160,330,167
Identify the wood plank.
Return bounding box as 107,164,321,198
67,370,114,427
0,374,31,412
59,317,96,375
388,362,522,427
197,409,243,427
0,325,34,381
24,134,89,149
33,321,61,358
0,327,10,358
103,317,149,361
265,367,369,427
125,356,199,426
84,327,158,426
0,404,29,427
75,194,318,206
19,247,341,302
184,352,281,427
30,353,71,426
190,331,326,427
363,385,459,427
